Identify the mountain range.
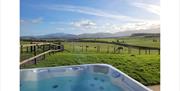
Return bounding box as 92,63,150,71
21,28,160,39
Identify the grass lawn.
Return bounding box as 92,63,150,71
23,52,160,86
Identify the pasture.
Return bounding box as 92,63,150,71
20,36,160,86
61,42,159,54
82,37,160,48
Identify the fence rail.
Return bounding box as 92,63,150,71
21,43,50,47
21,39,160,50
20,49,62,66
69,40,160,50
20,42,64,67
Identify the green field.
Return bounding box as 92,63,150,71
20,36,160,86
20,41,159,61
61,42,159,54
22,53,160,86
82,37,160,48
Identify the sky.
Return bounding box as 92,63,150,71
20,0,160,36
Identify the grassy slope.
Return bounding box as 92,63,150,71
23,52,160,86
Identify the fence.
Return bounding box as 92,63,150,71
20,43,64,67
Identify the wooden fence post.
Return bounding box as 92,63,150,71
49,44,51,50
54,45,56,50
30,42,33,52
34,46,37,64
20,45,23,53
34,46,36,56
82,45,83,52
34,58,37,64
85,45,88,52
43,54,45,60
98,46,100,53
107,46,109,53
55,45,57,50
49,49,51,55
128,47,131,54
53,50,55,54
73,42,75,52
30,46,33,52
52,45,54,50
145,49,147,54
113,46,115,53
158,49,160,55
120,47,123,54
139,48,141,55
43,45,45,52
120,49,122,54
26,47,28,53
149,49,150,54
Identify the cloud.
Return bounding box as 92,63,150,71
132,3,160,15
71,19,160,33
72,19,97,29
55,27,65,30
31,17,43,23
103,21,160,32
122,21,160,30
20,17,43,24
41,4,144,22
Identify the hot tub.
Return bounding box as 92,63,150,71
20,64,152,91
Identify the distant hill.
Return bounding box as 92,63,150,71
36,33,78,39
131,33,160,37
21,28,160,39
114,28,160,37
78,32,113,38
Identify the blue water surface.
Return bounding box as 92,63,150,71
21,72,124,91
